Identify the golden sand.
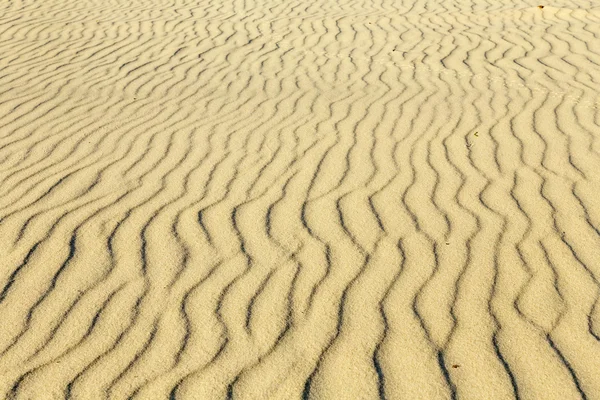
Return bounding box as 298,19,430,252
1,0,600,398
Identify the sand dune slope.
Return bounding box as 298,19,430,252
1,0,600,398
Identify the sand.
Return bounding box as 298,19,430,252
1,0,600,398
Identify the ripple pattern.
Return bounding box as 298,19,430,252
1,0,600,399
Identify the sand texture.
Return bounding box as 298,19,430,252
1,0,600,398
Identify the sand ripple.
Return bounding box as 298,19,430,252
1,0,600,398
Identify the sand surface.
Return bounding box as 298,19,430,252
1,0,600,398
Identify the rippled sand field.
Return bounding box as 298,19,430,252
1,0,600,399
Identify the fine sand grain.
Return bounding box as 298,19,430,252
1,0,600,399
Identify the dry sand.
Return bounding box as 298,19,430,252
1,0,600,398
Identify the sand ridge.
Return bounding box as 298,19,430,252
1,0,600,398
